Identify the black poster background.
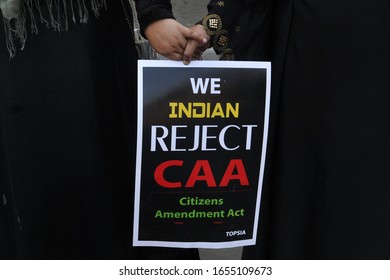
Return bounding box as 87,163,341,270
134,61,270,248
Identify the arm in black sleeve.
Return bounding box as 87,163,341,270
204,0,257,34
201,0,270,60
135,0,175,36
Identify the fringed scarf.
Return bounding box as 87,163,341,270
0,0,107,57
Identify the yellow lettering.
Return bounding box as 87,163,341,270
211,103,225,118
226,103,239,118
179,102,192,118
168,102,240,119
169,102,178,118
192,102,205,118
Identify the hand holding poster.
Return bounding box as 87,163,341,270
133,60,271,249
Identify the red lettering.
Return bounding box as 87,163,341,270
154,160,183,188
219,159,249,187
154,159,249,188
185,160,217,187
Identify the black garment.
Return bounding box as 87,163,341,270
136,0,176,36
205,0,271,60
0,0,198,259
207,0,390,259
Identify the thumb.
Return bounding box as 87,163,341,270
182,26,208,44
182,41,199,65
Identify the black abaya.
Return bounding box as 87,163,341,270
243,0,390,259
203,0,390,259
0,1,198,259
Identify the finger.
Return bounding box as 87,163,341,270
198,44,209,52
182,26,208,44
182,40,200,64
159,46,185,61
192,49,203,57
158,40,185,58
164,52,185,61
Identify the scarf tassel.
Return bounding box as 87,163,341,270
0,0,107,58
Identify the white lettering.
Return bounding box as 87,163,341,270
190,78,209,94
210,78,221,94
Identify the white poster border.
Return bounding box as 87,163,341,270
133,60,271,249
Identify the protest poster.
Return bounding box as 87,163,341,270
133,60,271,249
